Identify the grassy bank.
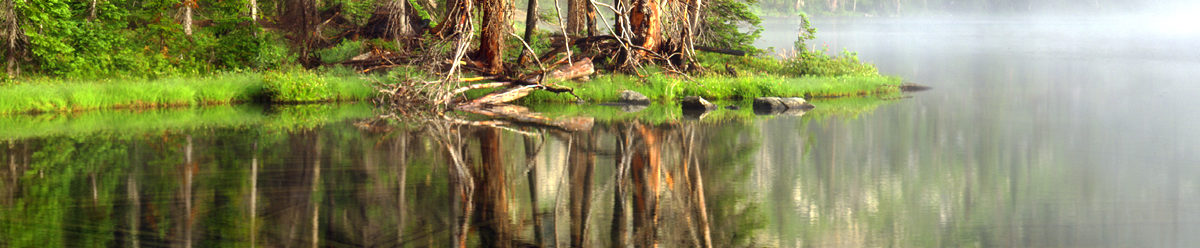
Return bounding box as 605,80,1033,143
0,69,376,114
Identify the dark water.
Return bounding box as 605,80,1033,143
3,17,1199,247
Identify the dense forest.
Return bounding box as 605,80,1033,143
0,0,764,80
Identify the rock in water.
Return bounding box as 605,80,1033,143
619,90,650,105
753,97,786,112
779,97,814,109
680,96,717,111
754,97,814,115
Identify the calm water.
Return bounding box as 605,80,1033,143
2,17,1199,247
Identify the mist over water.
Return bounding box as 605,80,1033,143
751,13,1200,246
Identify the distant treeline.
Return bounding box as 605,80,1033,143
758,0,1180,16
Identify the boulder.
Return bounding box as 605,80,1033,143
753,97,786,112
619,90,650,105
779,97,814,109
680,96,717,111
754,97,814,115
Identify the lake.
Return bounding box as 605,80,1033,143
2,16,1198,247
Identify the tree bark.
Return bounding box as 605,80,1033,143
183,0,193,36
476,0,511,74
629,0,662,55
283,0,320,63
250,0,258,21
518,0,539,63
385,0,414,39
566,0,596,36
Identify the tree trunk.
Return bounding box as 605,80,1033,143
283,0,320,64
386,0,413,39
250,0,258,21
183,1,193,36
476,0,510,74
518,0,539,63
629,0,662,55
566,0,596,36
827,0,838,12
88,0,98,21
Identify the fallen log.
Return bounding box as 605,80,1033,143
545,58,595,81
465,85,541,106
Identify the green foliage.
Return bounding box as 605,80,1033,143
793,13,818,51
328,0,378,26
782,50,879,77
261,68,375,103
701,0,763,53
316,40,366,64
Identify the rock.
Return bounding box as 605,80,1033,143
680,96,717,111
753,97,786,112
619,90,650,105
779,97,814,109
754,97,814,115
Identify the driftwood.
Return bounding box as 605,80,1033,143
545,58,595,81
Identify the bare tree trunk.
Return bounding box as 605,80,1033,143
828,0,838,12
566,0,596,36
517,0,539,63
284,0,319,64
183,0,194,36
386,0,414,40
88,0,98,21
476,0,511,74
250,0,258,21
629,0,662,56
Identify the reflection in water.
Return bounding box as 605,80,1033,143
0,118,769,247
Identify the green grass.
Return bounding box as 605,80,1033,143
0,69,376,114
0,103,376,140
505,73,901,104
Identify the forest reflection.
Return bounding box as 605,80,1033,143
0,117,769,247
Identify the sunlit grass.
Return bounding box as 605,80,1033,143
0,70,376,114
